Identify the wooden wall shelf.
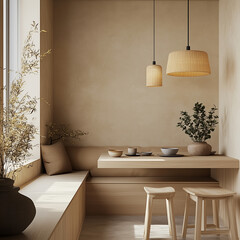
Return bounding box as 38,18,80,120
98,153,239,169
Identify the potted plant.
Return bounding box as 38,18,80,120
177,102,218,156
0,22,50,236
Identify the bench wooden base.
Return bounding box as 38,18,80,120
0,172,88,240
86,177,219,216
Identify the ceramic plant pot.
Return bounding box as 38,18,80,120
187,142,212,156
0,178,36,236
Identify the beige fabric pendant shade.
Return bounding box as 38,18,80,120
166,50,211,77
146,64,162,87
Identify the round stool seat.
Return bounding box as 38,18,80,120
144,187,175,199
183,187,236,198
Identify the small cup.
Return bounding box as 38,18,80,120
128,147,137,156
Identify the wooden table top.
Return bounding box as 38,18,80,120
98,153,239,169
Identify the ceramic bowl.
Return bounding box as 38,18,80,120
161,148,179,156
108,149,123,157
141,152,152,156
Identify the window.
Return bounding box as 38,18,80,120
3,0,40,163
3,0,19,105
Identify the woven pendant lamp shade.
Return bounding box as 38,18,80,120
146,0,162,87
166,50,211,77
146,64,162,87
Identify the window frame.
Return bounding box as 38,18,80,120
2,0,40,167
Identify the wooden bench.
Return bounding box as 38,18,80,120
86,176,219,216
0,171,88,240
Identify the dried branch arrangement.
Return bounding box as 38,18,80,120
46,123,87,145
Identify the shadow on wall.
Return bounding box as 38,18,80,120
220,106,228,155
221,50,236,155
223,50,236,85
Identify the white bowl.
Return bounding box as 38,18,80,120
161,148,179,156
108,149,123,157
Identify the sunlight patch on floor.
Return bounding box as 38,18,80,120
134,224,171,239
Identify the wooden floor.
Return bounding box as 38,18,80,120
79,216,229,240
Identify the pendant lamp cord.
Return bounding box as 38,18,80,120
186,0,190,50
153,0,156,64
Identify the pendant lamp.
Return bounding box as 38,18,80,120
146,0,162,87
166,0,211,77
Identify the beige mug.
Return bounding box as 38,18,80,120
128,147,137,155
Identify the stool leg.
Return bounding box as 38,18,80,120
167,198,177,240
166,199,172,236
212,199,220,229
201,199,207,231
144,195,153,240
194,197,203,240
227,196,239,240
182,193,190,238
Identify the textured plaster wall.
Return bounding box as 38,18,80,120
53,0,219,148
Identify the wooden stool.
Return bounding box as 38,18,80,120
143,187,177,240
182,187,239,240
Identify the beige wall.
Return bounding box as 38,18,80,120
40,0,53,144
211,0,240,233
53,0,219,148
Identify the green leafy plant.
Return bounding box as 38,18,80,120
0,22,50,179
46,123,87,145
177,102,219,142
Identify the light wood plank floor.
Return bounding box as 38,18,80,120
79,216,229,240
